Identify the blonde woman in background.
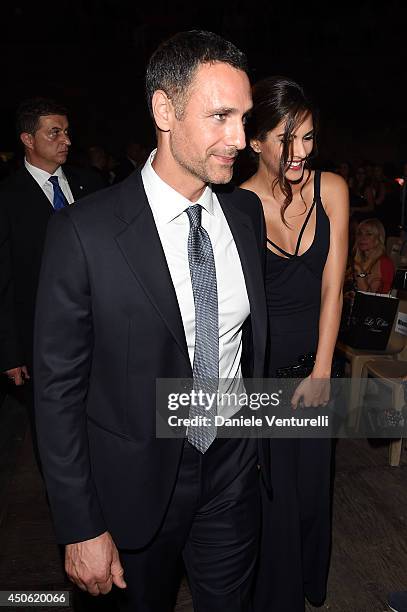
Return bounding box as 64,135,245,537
351,218,395,293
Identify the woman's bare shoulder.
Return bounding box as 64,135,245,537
320,171,348,193
320,171,349,217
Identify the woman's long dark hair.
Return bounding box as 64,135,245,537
245,76,318,225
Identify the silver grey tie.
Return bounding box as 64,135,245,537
186,204,219,453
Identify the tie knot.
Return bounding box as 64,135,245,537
186,204,202,230
48,176,60,186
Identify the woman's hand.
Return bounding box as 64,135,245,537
291,374,331,409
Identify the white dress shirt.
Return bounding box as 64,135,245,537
24,159,74,206
142,150,250,415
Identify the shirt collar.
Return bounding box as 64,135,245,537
24,158,64,186
141,149,215,225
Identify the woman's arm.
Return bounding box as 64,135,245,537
359,261,383,293
313,172,349,377
355,256,394,293
379,256,395,293
374,181,387,207
354,262,374,292
362,184,376,211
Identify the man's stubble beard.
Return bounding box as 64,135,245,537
169,135,233,186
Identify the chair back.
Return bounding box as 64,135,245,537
387,298,407,353
386,236,403,267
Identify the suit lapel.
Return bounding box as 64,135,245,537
20,168,54,215
114,173,191,368
216,191,267,373
113,173,265,374
63,167,85,200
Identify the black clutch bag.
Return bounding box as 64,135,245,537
275,352,344,379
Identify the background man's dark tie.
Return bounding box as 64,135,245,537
48,176,68,210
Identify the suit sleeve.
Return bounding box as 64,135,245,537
34,210,106,544
0,202,23,371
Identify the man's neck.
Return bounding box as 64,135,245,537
152,148,206,203
25,155,59,175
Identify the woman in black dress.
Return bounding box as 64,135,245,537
240,77,349,611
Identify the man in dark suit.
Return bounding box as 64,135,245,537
35,31,267,611
0,98,104,458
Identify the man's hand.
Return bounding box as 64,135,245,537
3,365,29,386
65,531,127,596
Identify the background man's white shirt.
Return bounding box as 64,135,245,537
25,158,74,206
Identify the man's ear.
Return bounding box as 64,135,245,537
151,90,175,132
20,132,34,150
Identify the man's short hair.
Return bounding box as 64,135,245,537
16,97,68,136
145,30,248,119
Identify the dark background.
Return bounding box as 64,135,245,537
0,0,406,169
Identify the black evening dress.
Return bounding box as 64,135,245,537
254,170,332,611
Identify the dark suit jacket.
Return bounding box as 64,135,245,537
0,165,105,372
34,170,267,547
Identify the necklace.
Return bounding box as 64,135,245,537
354,257,378,279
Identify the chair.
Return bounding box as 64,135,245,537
336,298,407,428
359,359,407,466
386,236,403,267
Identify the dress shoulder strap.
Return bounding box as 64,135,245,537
314,170,322,202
